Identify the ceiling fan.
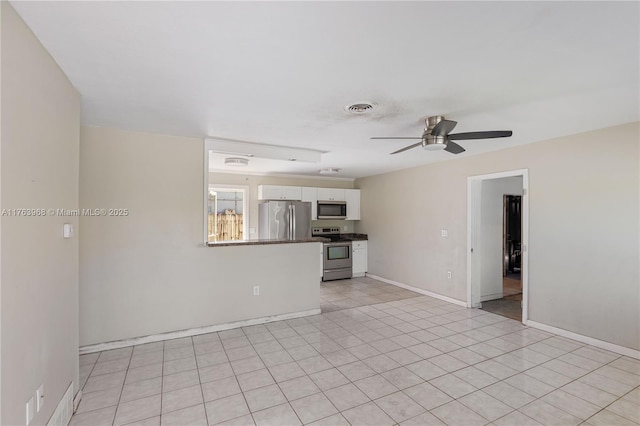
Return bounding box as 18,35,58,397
372,116,513,155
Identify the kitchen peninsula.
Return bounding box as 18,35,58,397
80,238,324,351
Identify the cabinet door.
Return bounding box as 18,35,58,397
258,185,301,200
282,186,302,200
301,187,318,220
352,241,368,277
317,188,346,201
258,185,280,200
345,189,361,220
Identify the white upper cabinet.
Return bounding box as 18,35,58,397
258,185,302,201
258,185,359,220
317,188,345,202
345,189,361,220
301,187,318,220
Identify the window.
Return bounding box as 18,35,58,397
207,186,248,242
204,140,250,243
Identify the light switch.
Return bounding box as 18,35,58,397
249,227,256,234
441,229,448,238
63,223,73,239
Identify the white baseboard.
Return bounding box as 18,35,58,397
47,382,73,426
80,308,321,354
526,320,640,360
366,274,467,307
73,390,82,413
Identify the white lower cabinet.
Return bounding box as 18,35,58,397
320,244,324,279
352,240,368,277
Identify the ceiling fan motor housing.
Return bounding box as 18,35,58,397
422,116,447,150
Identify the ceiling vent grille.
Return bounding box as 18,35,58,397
345,102,375,114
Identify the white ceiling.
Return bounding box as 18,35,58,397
11,1,639,179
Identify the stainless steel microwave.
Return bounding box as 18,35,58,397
317,201,347,220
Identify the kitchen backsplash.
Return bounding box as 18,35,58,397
312,220,355,233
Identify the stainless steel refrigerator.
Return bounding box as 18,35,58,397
259,201,312,240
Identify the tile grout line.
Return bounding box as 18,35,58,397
189,335,210,426
110,348,134,426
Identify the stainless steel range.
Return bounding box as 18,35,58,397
312,227,352,281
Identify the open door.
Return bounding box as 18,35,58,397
467,170,529,324
468,180,483,308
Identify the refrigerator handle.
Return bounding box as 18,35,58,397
292,204,296,239
289,204,293,239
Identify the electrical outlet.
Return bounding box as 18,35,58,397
26,396,34,425
447,271,452,279
253,286,260,296
36,384,44,412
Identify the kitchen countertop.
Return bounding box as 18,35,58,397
207,237,330,247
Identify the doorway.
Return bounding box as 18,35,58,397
467,170,529,324
481,194,523,320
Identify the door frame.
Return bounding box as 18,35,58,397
466,169,530,324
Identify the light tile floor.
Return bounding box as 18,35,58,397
74,277,640,426
320,276,422,312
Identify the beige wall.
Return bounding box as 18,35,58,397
1,3,80,424
80,126,322,346
355,122,639,351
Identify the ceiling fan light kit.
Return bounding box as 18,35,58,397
423,141,446,151
372,115,513,155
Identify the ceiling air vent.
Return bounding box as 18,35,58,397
344,102,375,114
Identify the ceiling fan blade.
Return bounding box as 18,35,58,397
448,130,513,140
371,137,422,140
390,141,423,155
444,141,465,154
431,119,457,136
